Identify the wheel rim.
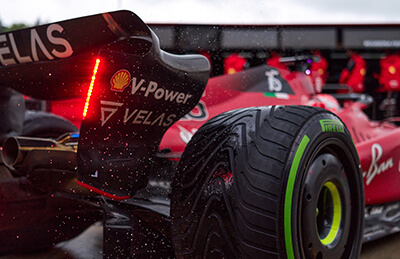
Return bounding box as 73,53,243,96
300,152,351,259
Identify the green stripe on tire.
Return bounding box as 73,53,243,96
284,135,310,259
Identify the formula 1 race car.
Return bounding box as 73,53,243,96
0,10,399,259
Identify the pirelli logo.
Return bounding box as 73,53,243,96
320,119,344,133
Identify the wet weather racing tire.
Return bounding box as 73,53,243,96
171,106,364,259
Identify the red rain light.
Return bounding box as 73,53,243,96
83,58,101,118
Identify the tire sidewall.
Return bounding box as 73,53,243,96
282,112,364,259
171,106,365,258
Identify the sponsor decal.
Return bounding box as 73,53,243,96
110,69,131,92
100,100,124,127
109,72,193,105
181,101,209,121
100,100,177,127
319,119,344,133
131,77,193,104
0,23,73,66
363,143,394,185
123,108,176,127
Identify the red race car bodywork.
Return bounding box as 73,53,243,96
42,35,400,207
48,60,400,206
159,65,400,206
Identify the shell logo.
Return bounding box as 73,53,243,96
110,69,131,92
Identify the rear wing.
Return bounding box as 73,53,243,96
0,11,211,199
0,10,151,99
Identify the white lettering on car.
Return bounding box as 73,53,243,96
0,23,73,66
8,33,32,63
123,108,176,127
46,24,73,58
363,143,394,185
265,69,282,92
30,28,55,61
100,100,177,127
130,77,192,104
0,34,16,65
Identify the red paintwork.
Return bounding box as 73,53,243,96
160,66,400,206
376,54,400,92
49,98,84,128
160,67,314,153
51,64,400,206
223,53,248,74
338,104,400,205
339,52,367,93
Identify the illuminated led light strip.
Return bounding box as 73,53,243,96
83,58,101,118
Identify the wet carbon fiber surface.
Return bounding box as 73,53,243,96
1,223,400,258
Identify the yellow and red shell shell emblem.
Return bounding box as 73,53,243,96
110,69,131,92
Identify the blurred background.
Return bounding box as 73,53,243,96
1,0,400,26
